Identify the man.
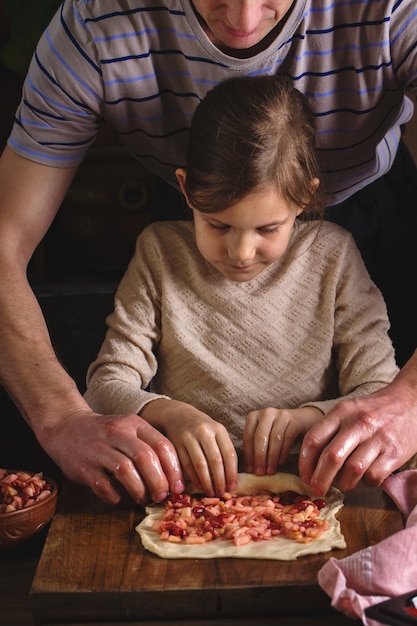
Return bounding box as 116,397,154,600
0,0,416,504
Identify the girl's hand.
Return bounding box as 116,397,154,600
140,399,238,497
243,406,323,475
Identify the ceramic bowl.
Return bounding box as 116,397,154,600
0,470,58,550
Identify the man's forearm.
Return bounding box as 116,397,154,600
0,270,87,433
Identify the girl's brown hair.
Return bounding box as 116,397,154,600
184,74,324,215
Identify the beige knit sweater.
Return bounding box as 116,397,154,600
85,220,399,451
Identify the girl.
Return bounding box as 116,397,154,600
85,75,398,498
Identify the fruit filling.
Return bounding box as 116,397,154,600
0,469,52,513
152,490,329,546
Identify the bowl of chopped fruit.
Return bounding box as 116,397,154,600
0,468,58,550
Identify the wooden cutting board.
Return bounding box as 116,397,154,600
30,474,404,624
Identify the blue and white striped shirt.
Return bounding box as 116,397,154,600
8,0,417,204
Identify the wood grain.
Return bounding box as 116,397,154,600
29,474,404,625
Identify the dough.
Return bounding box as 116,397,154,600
136,472,346,560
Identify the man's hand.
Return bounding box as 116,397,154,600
38,407,185,505
299,356,417,495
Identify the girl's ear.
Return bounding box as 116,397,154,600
175,168,188,201
296,178,320,217
310,177,320,193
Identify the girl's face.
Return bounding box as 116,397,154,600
190,186,302,282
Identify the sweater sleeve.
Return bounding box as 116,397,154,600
302,230,399,415
84,226,170,415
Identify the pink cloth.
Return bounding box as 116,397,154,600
318,470,417,625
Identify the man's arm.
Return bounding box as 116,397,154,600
0,147,184,504
0,146,79,421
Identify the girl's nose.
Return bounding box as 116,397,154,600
228,232,256,262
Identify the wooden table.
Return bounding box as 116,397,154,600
29,476,404,625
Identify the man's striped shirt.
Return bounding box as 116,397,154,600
8,0,417,205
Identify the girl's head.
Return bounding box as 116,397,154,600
176,74,324,282
177,74,323,215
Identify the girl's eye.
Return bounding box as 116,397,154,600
205,221,280,233
207,222,229,230
258,226,279,233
